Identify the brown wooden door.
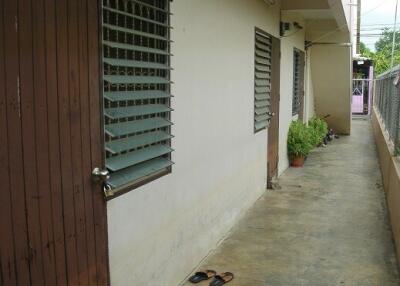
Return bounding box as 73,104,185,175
298,51,306,121
267,36,281,187
0,0,109,285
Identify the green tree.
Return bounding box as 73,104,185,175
365,29,400,75
360,42,373,57
375,29,400,53
358,29,400,75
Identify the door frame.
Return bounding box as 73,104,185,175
267,36,281,188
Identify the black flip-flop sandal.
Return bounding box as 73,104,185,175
210,272,234,286
189,270,217,284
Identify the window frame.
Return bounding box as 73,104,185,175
292,48,301,116
254,27,273,133
100,0,173,200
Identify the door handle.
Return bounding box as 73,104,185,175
267,112,275,117
92,167,110,183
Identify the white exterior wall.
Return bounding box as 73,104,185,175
310,43,352,134
278,11,306,175
306,20,352,134
305,48,315,121
107,1,281,285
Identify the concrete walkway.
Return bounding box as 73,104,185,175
184,120,400,286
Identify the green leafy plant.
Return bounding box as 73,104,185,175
395,144,400,157
360,33,400,75
308,117,328,147
287,121,313,158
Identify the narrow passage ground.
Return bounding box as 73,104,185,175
184,119,400,286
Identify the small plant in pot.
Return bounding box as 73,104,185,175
308,117,328,147
288,121,313,167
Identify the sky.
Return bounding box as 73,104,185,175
360,0,400,51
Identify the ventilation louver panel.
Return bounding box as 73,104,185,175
292,50,301,115
254,30,272,132
102,0,172,190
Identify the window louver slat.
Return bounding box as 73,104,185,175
255,43,271,52
105,104,172,120
106,131,173,154
255,100,269,108
103,41,170,56
255,72,269,79
255,87,271,94
132,0,170,14
255,65,271,72
103,6,171,28
103,23,171,42
255,107,269,115
255,58,271,65
255,93,270,101
104,58,171,70
104,75,171,84
255,34,271,43
255,79,270,87
255,121,269,130
256,50,270,58
104,90,172,102
105,118,172,138
103,0,172,192
255,114,269,122
254,30,272,132
106,145,173,172
107,158,173,188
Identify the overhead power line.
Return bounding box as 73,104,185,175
361,23,397,27
308,0,393,46
360,27,395,31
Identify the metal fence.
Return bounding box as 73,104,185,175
375,66,400,154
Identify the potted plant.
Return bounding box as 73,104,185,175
308,117,328,147
287,121,313,167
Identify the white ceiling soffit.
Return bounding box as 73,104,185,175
295,9,334,20
281,0,349,32
281,0,330,10
328,0,350,31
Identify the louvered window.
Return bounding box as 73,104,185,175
292,49,301,115
102,0,173,191
254,29,272,132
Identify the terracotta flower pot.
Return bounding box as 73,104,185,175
290,155,305,167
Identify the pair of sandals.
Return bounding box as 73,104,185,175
189,270,234,286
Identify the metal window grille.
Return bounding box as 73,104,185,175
374,67,400,155
102,0,173,190
292,49,301,116
254,29,273,132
